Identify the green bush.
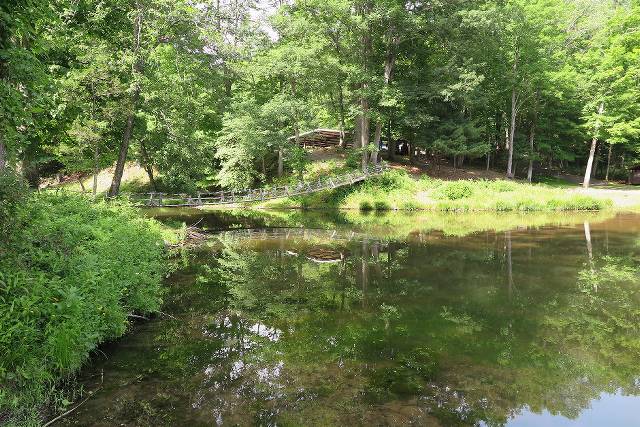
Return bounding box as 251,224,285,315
345,150,363,169
0,193,166,425
0,171,28,235
374,200,391,211
359,200,374,211
434,181,474,200
369,169,413,191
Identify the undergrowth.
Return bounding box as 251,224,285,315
0,174,166,426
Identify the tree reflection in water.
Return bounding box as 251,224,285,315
60,215,640,426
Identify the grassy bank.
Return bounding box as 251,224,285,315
0,175,167,426
263,169,614,212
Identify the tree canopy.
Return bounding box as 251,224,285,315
1,0,638,191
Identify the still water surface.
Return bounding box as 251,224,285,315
62,211,640,426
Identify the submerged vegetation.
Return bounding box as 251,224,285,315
0,174,166,425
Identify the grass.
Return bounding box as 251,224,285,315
195,198,616,239
262,168,613,212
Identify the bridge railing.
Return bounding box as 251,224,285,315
116,163,386,207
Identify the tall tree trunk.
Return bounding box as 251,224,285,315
360,97,369,171
372,26,399,165
583,136,598,188
93,143,99,199
486,152,491,171
139,140,157,191
408,139,415,164
371,122,381,164
506,47,519,179
605,143,612,181
583,102,604,189
527,123,535,183
506,87,517,178
387,120,395,161
359,1,371,172
338,85,346,148
277,147,284,177
109,2,143,197
527,95,538,183
109,96,138,197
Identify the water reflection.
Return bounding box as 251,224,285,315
61,213,640,426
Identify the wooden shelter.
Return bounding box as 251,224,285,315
630,165,640,185
289,129,352,148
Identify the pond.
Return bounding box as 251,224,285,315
61,211,640,426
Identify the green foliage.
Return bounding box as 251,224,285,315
0,171,28,234
0,193,165,425
434,181,475,200
359,200,374,211
374,200,391,211
345,149,364,169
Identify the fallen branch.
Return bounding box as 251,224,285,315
41,387,102,427
127,313,149,321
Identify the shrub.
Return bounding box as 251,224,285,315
369,169,413,191
434,181,474,200
0,193,166,425
0,170,28,235
374,200,391,211
359,200,374,211
345,150,363,169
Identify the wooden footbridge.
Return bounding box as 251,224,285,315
120,164,387,207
